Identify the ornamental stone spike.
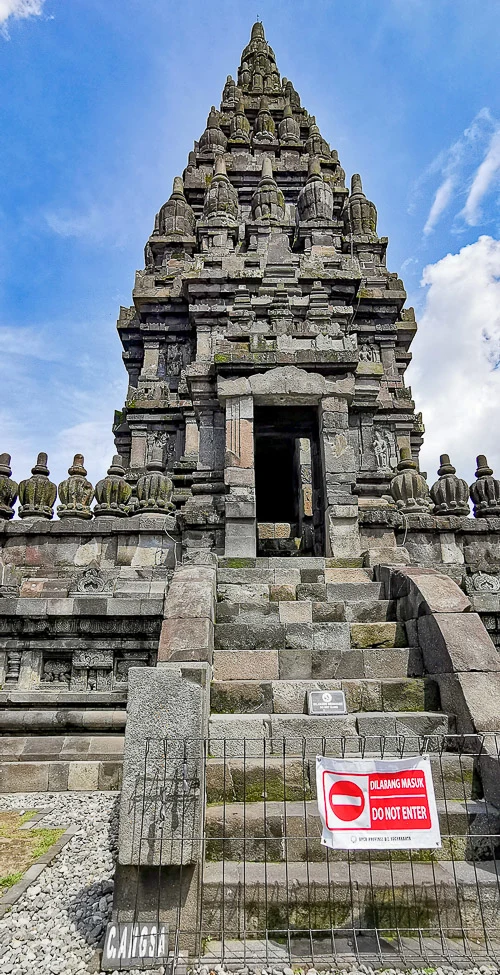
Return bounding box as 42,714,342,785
199,106,227,155
430,454,469,516
250,155,285,223
0,452,18,520
203,154,238,224
18,452,57,520
57,453,94,520
347,172,378,237
297,156,334,223
135,448,175,515
469,454,500,517
278,101,300,145
154,176,196,237
94,455,132,518
229,97,250,144
389,447,432,514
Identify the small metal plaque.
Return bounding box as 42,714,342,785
101,922,169,970
308,690,347,716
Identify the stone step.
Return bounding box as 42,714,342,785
0,709,126,733
213,645,418,681
216,599,396,625
201,859,498,935
350,621,407,649
209,712,451,756
205,798,499,862
0,734,124,763
210,677,439,716
206,753,477,804
0,759,122,792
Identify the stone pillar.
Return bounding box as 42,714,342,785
224,394,256,557
320,393,361,560
129,427,148,470
182,411,199,463
141,340,161,377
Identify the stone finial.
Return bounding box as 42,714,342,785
57,454,94,520
469,455,500,517
297,156,334,223
430,454,469,516
347,172,378,237
222,75,239,107
251,20,265,41
203,155,239,224
284,79,301,110
18,452,57,520
278,102,301,145
252,95,276,144
389,448,432,514
199,106,227,155
250,156,285,223
0,453,18,521
229,97,251,144
135,450,175,515
305,117,330,158
154,176,196,237
94,455,132,518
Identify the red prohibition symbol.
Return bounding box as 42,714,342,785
328,779,365,822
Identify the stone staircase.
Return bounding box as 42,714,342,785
0,690,125,792
203,557,500,944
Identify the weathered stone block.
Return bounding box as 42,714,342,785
297,583,327,601
350,621,407,649
312,622,350,651
312,601,345,622
214,622,284,651
278,648,312,679
158,617,213,661
417,613,500,674
270,584,296,601
342,679,382,712
278,600,312,623
363,647,411,679
119,664,209,866
284,623,313,649
212,648,279,681
67,762,99,791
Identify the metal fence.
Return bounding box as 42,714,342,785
120,733,500,971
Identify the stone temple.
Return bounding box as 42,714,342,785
2,20,500,969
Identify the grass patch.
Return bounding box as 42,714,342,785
0,811,65,893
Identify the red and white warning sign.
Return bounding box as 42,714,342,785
316,754,442,850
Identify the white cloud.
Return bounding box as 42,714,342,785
462,128,500,226
423,176,454,235
44,206,106,241
413,109,500,236
408,235,500,485
0,0,45,30
0,325,60,360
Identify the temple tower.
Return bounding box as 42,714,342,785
113,21,421,560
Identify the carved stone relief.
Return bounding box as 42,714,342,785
465,572,500,595
372,428,397,472
359,343,381,362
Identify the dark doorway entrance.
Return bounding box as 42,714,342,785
254,406,325,556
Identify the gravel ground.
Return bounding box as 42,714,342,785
0,792,498,975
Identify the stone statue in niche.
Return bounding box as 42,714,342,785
166,344,184,377
373,429,395,471
359,343,380,362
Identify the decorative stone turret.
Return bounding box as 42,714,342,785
305,117,330,158
238,22,280,93
297,157,334,222
250,156,285,223
278,103,301,145
154,177,196,238
469,455,500,517
203,155,238,224
222,75,240,107
135,450,175,515
18,452,57,520
283,79,301,110
198,107,227,155
0,453,18,520
94,456,132,518
252,96,276,144
430,455,470,516
57,454,94,520
229,97,250,145
390,448,432,513
346,173,378,238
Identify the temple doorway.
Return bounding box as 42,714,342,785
254,405,325,556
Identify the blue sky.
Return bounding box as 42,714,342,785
1,0,500,490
